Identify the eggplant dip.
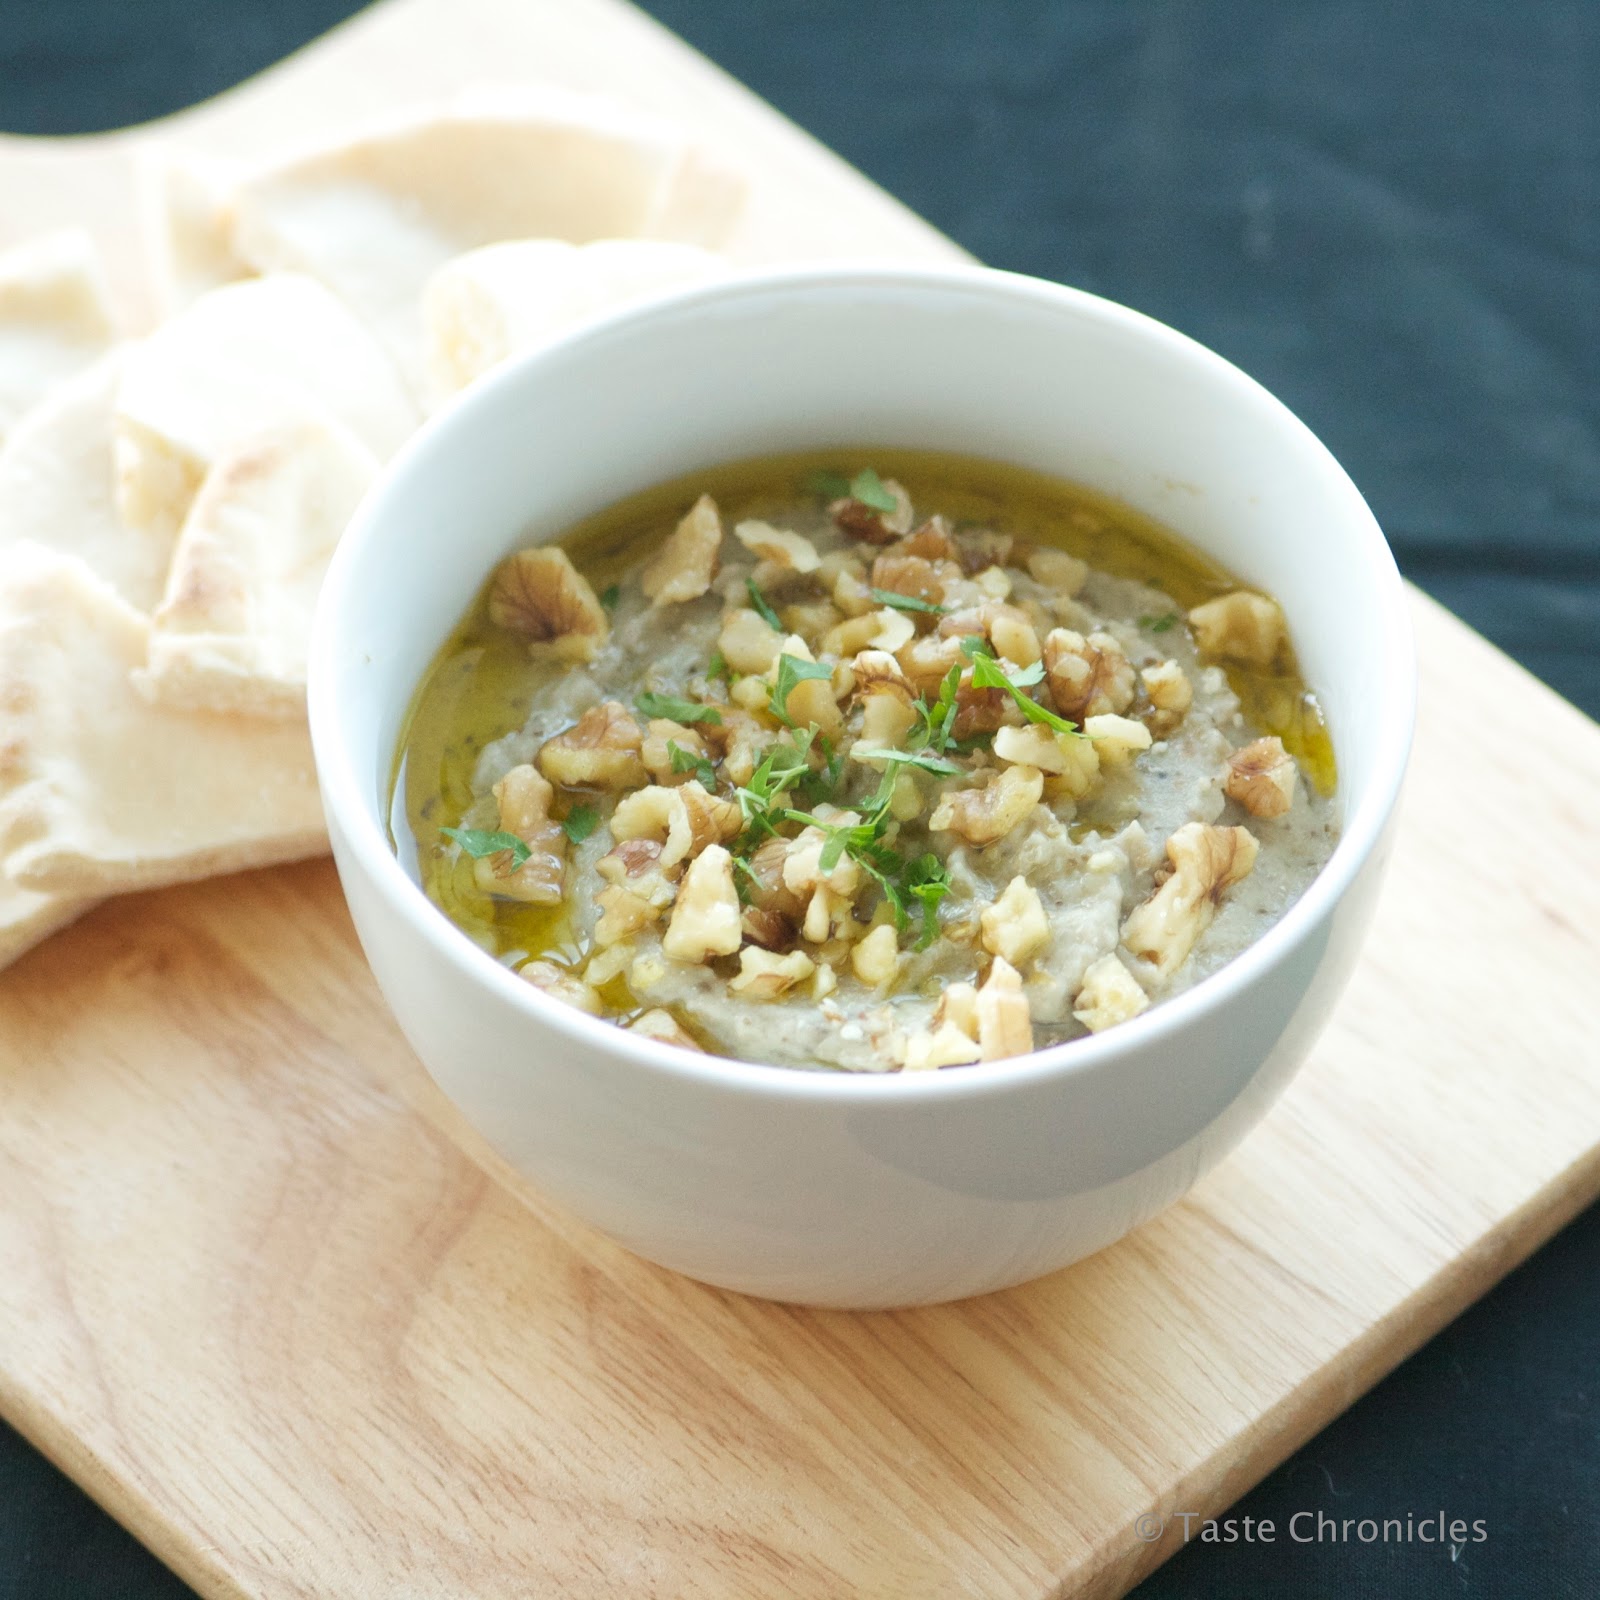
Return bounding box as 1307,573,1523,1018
394,451,1338,1072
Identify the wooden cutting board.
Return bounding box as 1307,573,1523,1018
3,3,1599,1596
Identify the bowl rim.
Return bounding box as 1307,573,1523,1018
309,259,1415,1104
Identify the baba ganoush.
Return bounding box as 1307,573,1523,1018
393,450,1338,1072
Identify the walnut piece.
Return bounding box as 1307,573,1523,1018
980,876,1051,966
976,957,1033,1061
768,636,842,737
933,981,980,1040
728,946,816,999
851,923,900,988
1121,822,1260,977
472,763,567,903
902,1023,984,1072
896,633,964,696
661,844,742,962
594,884,664,948
830,478,914,543
1084,713,1153,766
518,959,601,1015
628,1009,704,1051
992,722,1098,788
734,519,820,572
1026,547,1089,595
537,701,646,790
1072,953,1150,1034
871,552,944,608
717,606,784,675
896,516,958,562
850,650,918,747
641,493,722,605
488,547,609,661
1188,590,1286,665
1141,658,1193,735
1042,627,1136,722
930,764,1043,846
1225,736,1299,818
640,718,709,786
610,778,737,868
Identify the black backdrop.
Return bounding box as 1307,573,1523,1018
2,2,1597,1595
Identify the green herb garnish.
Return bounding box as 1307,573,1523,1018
561,805,599,844
745,578,783,632
805,468,852,500
768,652,834,727
668,740,717,789
870,588,947,616
734,732,816,838
905,854,953,950
851,746,961,780
600,583,621,611
849,468,898,514
910,662,964,756
635,691,722,726
1140,612,1179,633
960,637,1084,737
706,648,733,684
441,827,531,869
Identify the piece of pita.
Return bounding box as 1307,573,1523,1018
0,349,176,613
136,419,378,718
422,237,728,404
112,272,416,539
0,228,116,443
0,545,327,896
0,878,97,973
134,146,253,316
223,86,746,391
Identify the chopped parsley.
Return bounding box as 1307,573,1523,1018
668,740,717,789
745,577,783,632
705,648,733,684
851,746,961,780
734,732,816,838
440,827,531,870
910,662,964,756
905,854,953,950
961,637,1085,737
805,468,852,500
561,805,599,844
599,583,621,611
849,467,898,513
871,588,947,616
635,691,722,725
1140,612,1180,633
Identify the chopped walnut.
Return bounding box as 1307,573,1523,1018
1083,713,1153,766
951,679,1021,740
1141,658,1193,735
661,843,742,962
832,565,875,617
1225,736,1299,818
641,493,722,605
1026,547,1089,595
641,718,710,786
741,904,794,950
1121,822,1260,977
896,633,965,695
902,1023,984,1071
934,981,980,1041
973,565,1013,601
628,1009,704,1051
870,552,944,608
976,957,1033,1061
929,763,1044,846
830,478,914,543
595,837,664,885
992,722,1096,785
851,923,900,988
742,834,807,921
518,959,601,1015
610,778,736,868
1188,591,1286,665
955,528,1014,574
780,599,842,639
980,876,1051,966
472,763,568,903
594,884,664,948
1072,953,1150,1034
678,779,742,853
702,707,769,786
718,606,784,674
488,547,609,661
987,605,1041,667
1042,628,1136,722
768,636,843,737
729,946,816,999
783,813,864,899
895,516,958,562
537,701,646,790
850,650,918,746
734,519,821,572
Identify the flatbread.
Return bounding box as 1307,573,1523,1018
0,349,176,613
222,86,746,391
112,272,416,540
0,545,327,896
422,237,728,404
0,879,96,972
135,147,253,315
136,418,379,717
0,228,116,443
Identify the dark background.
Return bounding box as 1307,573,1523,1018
2,2,1597,1595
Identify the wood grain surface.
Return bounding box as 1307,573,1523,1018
3,2,1600,1597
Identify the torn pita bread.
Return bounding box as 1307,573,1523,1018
0,878,97,972
422,237,729,404
0,228,116,443
134,147,252,315
0,545,327,896
222,86,746,391
112,272,415,538
0,349,176,613
136,419,378,718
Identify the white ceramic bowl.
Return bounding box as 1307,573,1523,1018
309,264,1413,1308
